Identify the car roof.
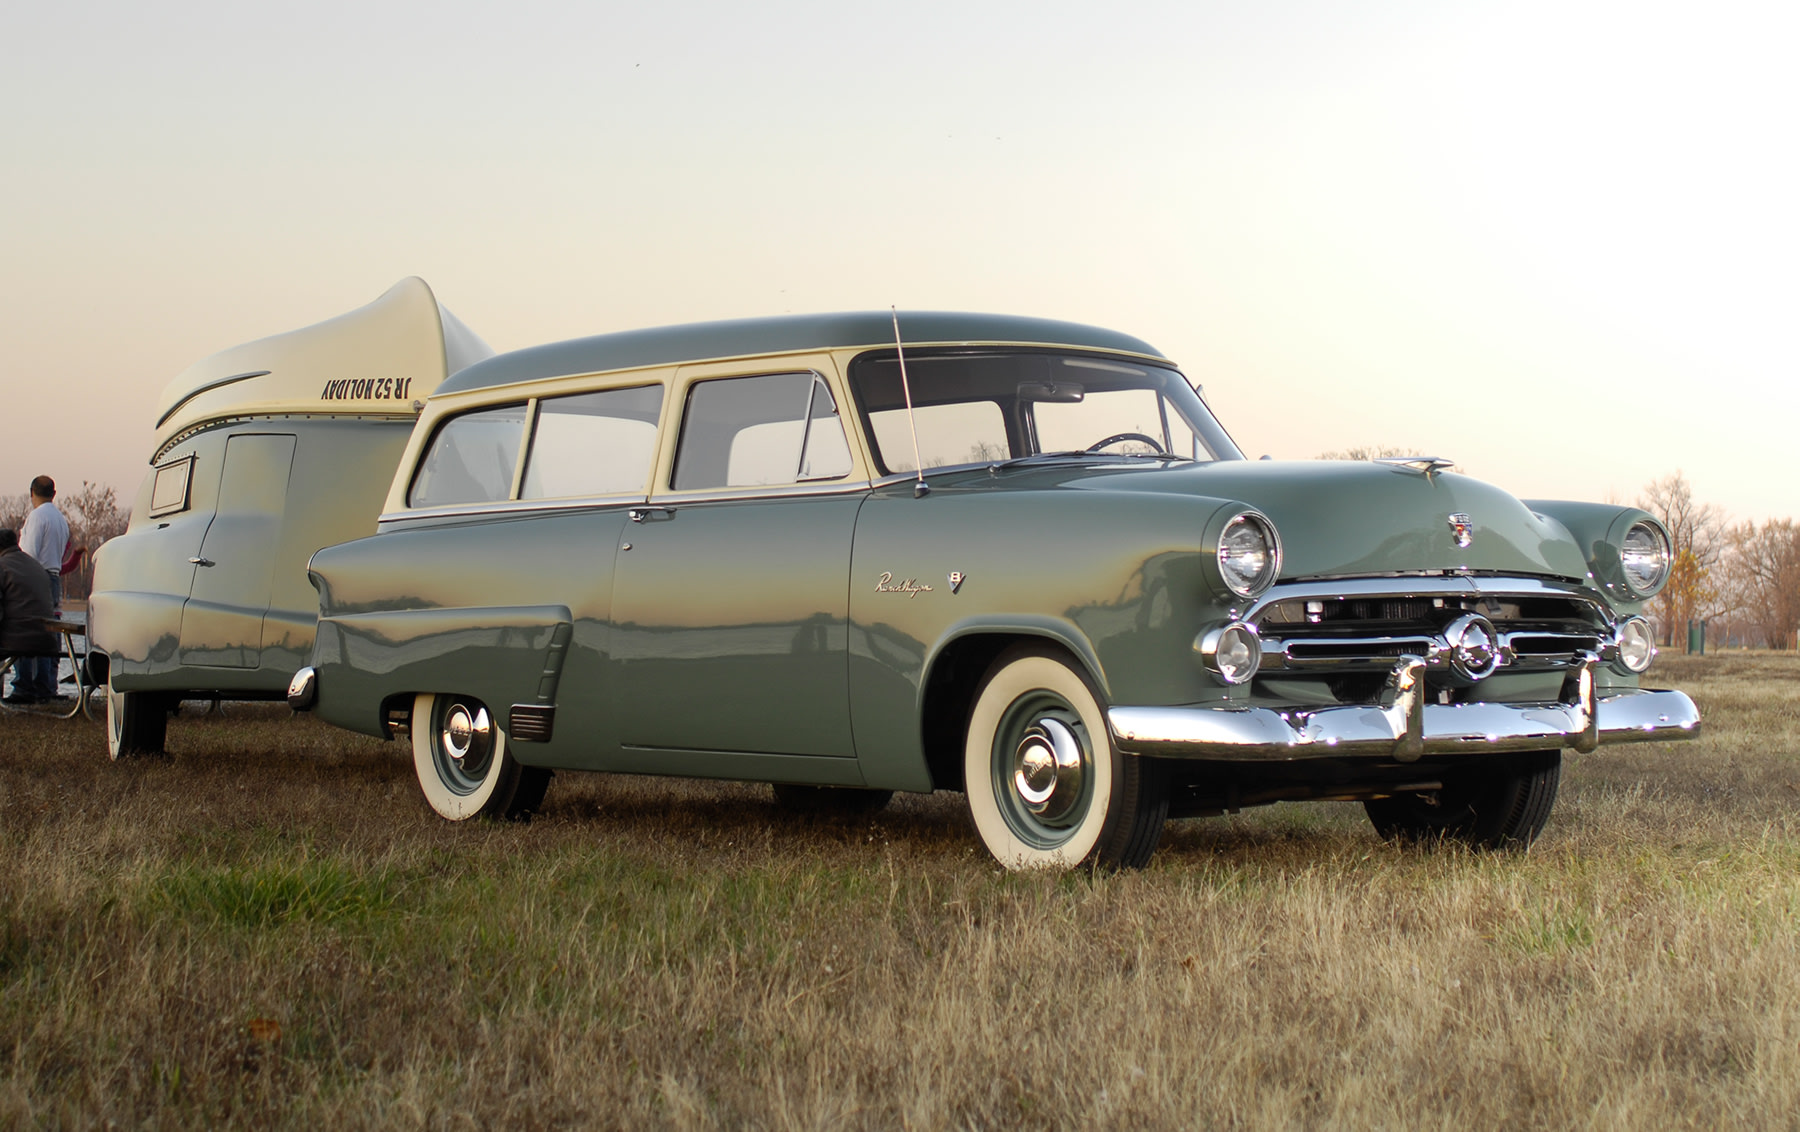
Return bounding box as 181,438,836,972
435,311,1170,396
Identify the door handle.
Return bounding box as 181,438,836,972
189,557,215,567
627,507,676,523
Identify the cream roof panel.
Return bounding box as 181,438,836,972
152,277,492,457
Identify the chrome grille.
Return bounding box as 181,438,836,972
1247,578,1611,676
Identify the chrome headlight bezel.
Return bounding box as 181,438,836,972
1613,615,1657,674
1215,510,1282,600
1619,519,1673,598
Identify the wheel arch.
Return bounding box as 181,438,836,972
917,619,1109,793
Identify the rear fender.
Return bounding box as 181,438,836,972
311,604,574,738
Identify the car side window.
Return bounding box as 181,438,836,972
521,384,665,499
673,373,852,490
408,403,527,508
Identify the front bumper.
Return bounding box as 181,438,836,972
1108,657,1700,762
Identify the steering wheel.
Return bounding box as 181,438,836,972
1085,432,1167,454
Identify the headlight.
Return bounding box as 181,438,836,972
1200,622,1263,685
1614,616,1657,674
1620,521,1672,597
1217,511,1281,599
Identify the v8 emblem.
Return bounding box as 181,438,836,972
947,571,967,594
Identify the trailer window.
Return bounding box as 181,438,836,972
148,454,196,518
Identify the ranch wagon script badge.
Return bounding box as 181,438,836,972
874,571,934,598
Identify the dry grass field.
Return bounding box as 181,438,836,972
2,653,1798,1129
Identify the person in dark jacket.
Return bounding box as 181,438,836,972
1,528,59,704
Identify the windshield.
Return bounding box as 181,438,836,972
848,348,1242,475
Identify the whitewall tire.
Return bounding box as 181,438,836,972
963,645,1168,870
411,693,550,821
106,680,168,760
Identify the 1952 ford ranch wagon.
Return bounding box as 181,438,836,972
289,311,1700,869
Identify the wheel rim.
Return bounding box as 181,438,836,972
991,690,1095,849
432,698,495,795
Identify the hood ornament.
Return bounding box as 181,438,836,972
1447,513,1474,549
1375,456,1457,477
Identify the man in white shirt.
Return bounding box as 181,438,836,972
11,475,70,702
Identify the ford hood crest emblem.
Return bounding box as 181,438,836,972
1447,513,1474,550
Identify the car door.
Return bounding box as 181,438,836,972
178,432,296,668
609,366,863,759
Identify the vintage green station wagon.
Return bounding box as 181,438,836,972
290,311,1699,869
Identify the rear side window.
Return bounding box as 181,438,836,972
672,373,852,491
521,384,665,499
409,404,527,508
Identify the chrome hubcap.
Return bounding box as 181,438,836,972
440,704,491,764
1012,717,1084,822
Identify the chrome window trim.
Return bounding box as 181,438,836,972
646,480,874,507
378,477,875,525
379,493,651,526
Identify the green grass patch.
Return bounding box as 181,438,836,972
149,859,399,930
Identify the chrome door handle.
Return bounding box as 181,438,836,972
628,507,675,523
189,557,215,567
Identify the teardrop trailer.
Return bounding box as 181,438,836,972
88,278,492,758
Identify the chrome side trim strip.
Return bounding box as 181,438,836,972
1108,686,1700,762
155,370,271,429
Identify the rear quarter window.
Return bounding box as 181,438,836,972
409,404,527,508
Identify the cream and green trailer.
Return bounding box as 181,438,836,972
89,278,490,758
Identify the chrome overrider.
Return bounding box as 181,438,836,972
1108,654,1701,763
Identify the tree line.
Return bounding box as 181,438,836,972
1639,471,1798,650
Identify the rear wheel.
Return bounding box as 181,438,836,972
411,693,551,821
1364,750,1562,850
106,681,169,760
963,645,1168,870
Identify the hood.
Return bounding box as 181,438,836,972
1024,458,1592,582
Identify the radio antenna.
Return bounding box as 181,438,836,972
891,307,929,497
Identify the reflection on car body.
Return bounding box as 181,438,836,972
291,311,1699,869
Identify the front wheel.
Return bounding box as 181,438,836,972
106,681,169,760
411,693,551,821
1364,750,1561,850
963,645,1168,870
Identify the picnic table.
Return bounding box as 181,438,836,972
0,612,100,721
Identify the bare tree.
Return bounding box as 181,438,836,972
57,482,130,600
1725,519,1800,649
0,493,25,533
1638,471,1726,645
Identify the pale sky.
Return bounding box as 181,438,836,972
3,0,1795,521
